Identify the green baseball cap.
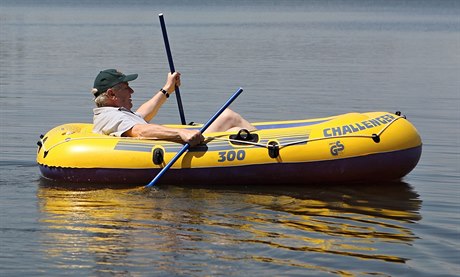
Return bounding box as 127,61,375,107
92,69,138,97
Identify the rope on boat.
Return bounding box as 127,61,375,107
39,136,146,155
39,115,405,154
206,115,406,149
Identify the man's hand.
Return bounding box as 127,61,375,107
178,129,204,147
163,72,181,94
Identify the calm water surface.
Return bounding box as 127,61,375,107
1,0,459,276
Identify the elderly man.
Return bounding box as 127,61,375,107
91,69,255,146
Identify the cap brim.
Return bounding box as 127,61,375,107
122,73,138,82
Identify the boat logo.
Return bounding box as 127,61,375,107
322,113,395,137
330,141,345,156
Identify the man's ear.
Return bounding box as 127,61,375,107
106,88,116,98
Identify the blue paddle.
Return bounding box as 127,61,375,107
159,13,187,125
145,87,244,188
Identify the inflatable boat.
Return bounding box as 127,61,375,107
36,111,422,186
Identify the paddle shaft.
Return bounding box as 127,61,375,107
145,87,244,188
159,13,187,125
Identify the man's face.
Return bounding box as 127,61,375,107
111,82,134,110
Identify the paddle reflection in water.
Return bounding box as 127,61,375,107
37,181,421,275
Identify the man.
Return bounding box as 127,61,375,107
91,69,255,146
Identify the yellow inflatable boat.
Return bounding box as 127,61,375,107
37,111,422,186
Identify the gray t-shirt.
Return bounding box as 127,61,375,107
93,107,147,136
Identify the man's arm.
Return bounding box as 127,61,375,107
124,123,203,146
136,72,180,122
136,91,168,122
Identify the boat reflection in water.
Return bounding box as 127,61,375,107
37,180,422,275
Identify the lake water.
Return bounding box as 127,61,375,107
1,0,459,276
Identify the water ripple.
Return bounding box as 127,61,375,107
35,181,421,275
